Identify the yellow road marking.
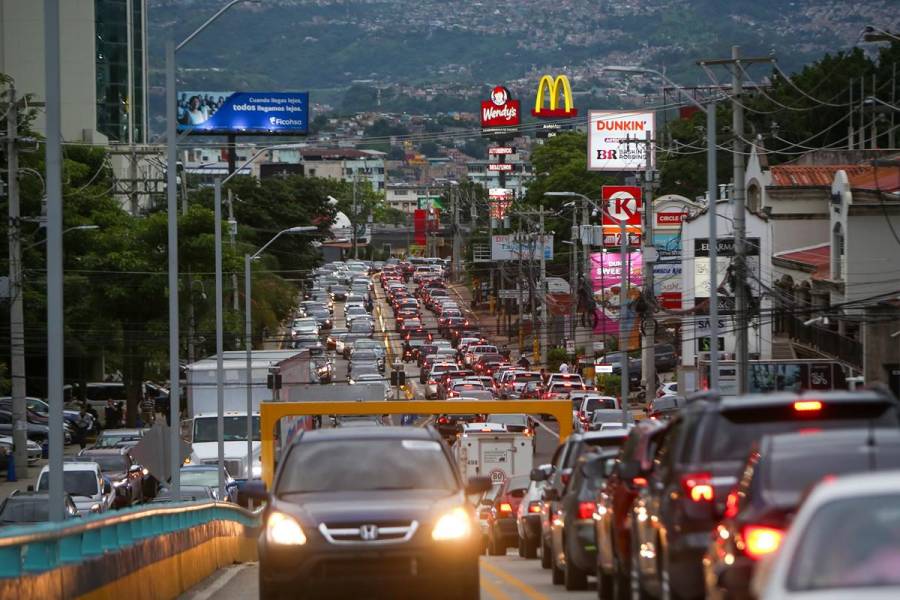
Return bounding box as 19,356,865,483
480,573,515,600
480,559,551,600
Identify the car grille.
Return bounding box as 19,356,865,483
318,520,418,545
313,557,418,579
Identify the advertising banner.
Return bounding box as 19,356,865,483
601,186,642,226
589,252,642,346
694,237,761,304
588,110,655,171
481,86,520,136
177,91,309,135
489,188,513,220
491,234,554,261
413,209,427,246
653,231,682,310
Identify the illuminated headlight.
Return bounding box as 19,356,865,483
141,468,149,477
431,507,472,541
252,462,262,478
266,511,307,546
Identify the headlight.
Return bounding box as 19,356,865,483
266,511,307,546
252,462,262,478
431,507,472,541
141,468,149,477
90,503,102,513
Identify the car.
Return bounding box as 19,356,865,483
423,363,461,396
348,363,381,383
36,461,115,515
517,466,551,559
0,409,55,443
538,430,630,571
291,317,319,339
351,374,392,399
544,381,585,399
549,451,618,590
350,338,386,361
546,373,585,389
306,307,333,330
656,381,678,397
752,470,900,600
457,390,495,401
589,409,633,431
348,318,375,337
293,334,322,351
653,343,678,373
76,448,149,507
92,428,146,449
520,380,543,400
350,348,385,372
593,420,668,600
0,490,80,525
0,435,42,464
575,395,620,427
151,485,216,503
179,465,238,503
645,394,686,420
446,382,485,399
485,414,531,435
249,426,491,598
485,475,530,556
631,388,900,600
464,345,498,367
503,371,543,399
703,428,900,600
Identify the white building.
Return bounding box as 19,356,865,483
265,147,386,192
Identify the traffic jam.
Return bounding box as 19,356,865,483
229,258,900,600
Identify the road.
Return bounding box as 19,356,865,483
179,553,597,600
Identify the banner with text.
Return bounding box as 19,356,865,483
177,91,309,135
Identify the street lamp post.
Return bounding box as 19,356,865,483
601,65,720,391
165,0,259,497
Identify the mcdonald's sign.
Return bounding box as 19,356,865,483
532,75,578,118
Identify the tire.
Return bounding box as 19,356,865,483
518,536,526,558
551,556,565,585
613,555,631,600
455,564,481,600
488,530,504,556
597,566,614,600
258,575,283,600
540,536,552,569
523,536,538,559
564,553,589,590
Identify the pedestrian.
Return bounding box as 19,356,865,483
104,400,116,429
540,368,548,384
84,402,100,435
74,407,90,450
559,361,569,374
114,401,125,428
517,355,531,369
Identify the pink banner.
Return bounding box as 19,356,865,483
589,252,643,348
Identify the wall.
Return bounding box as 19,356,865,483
0,0,99,142
845,213,900,304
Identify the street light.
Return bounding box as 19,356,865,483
601,65,720,391
243,226,317,492
165,0,260,499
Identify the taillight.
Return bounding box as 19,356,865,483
577,501,596,519
793,400,822,412
681,472,714,502
724,489,740,519
437,416,449,424
741,525,784,559
528,502,541,514
632,476,648,488
499,502,513,515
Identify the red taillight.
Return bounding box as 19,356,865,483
794,400,822,412
724,489,740,519
577,501,596,520
499,502,513,515
437,416,449,424
741,525,784,559
681,472,714,502
528,502,541,514
560,471,571,486
632,476,648,488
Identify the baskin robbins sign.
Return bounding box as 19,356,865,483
587,110,655,171
481,86,520,136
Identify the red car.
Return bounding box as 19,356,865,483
486,475,530,555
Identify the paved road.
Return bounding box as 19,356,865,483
179,552,597,600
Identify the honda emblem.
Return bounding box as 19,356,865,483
359,524,379,541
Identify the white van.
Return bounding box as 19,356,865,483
36,462,114,515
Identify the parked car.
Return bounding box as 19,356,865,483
653,343,678,372
645,394,687,420
0,491,80,525
486,475,530,555
180,465,238,503
630,389,900,600
36,461,115,515
752,470,900,600
76,448,148,507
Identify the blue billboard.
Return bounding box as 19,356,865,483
177,91,309,135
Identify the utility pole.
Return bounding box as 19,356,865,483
451,184,461,281
539,205,547,368
618,209,629,421
227,189,239,311
639,131,658,399
352,171,359,259
517,217,525,353
6,86,28,477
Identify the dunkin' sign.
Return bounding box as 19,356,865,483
587,110,655,172
481,86,520,128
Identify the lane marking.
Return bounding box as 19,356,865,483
531,418,560,440
480,559,551,600
481,574,515,600
184,563,247,600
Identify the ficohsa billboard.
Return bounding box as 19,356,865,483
587,110,655,171
177,91,309,135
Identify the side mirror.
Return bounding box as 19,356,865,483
128,464,142,474
243,479,269,501
465,476,493,495
103,481,112,494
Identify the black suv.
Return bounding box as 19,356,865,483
630,389,900,599
250,427,491,599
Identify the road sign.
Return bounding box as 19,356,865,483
489,146,516,155
601,186,642,226
488,163,514,172
594,362,614,374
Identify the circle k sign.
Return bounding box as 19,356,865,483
601,185,642,226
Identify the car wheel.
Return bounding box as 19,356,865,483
564,550,588,590
540,536,552,569
612,554,630,600
518,536,526,558
258,576,283,600
597,564,614,600
523,535,538,559
551,555,565,585
488,530,504,556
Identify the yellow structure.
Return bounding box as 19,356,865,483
260,400,573,487
532,74,578,117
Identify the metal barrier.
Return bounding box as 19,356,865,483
260,400,574,486
0,501,259,599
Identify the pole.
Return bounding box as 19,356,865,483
352,171,359,260
539,206,548,367
569,218,577,347
707,102,720,391
244,254,253,478
214,180,225,500
165,38,181,495
732,46,749,395
226,134,237,175
7,87,28,477
618,210,629,420
848,78,854,150
641,131,657,399
517,218,525,352
228,189,239,311
44,0,65,521
452,185,461,281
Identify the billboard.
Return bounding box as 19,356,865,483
694,237,761,309
177,91,309,135
491,234,553,261
588,110,655,171
589,251,642,345
601,185,642,247
481,86,520,134
489,188,513,220
653,231,682,310
532,75,578,118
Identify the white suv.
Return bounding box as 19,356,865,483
36,462,114,515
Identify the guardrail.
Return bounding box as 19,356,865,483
0,501,259,599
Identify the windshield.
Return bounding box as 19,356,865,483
81,454,128,473
787,494,900,591
486,414,527,426
0,499,51,524
349,321,373,333
193,416,260,443
38,471,99,497
278,439,457,493
95,433,139,448
180,469,219,487
586,398,617,411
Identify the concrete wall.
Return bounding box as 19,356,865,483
0,0,99,141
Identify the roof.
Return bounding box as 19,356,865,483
764,428,900,454
291,147,385,160
770,165,869,187
848,165,900,192
718,389,896,411
296,425,435,443
773,243,831,280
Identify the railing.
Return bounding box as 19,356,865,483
785,315,862,370
0,501,259,598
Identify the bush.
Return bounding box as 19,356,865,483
547,347,569,372
596,374,622,396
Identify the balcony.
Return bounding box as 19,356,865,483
783,315,862,370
